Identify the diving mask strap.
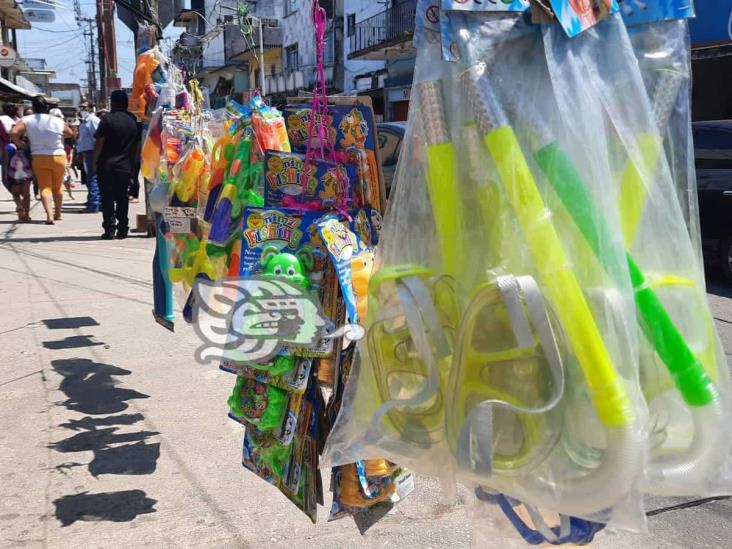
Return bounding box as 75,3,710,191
366,276,446,437
457,275,565,473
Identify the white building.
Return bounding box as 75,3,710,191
343,0,386,95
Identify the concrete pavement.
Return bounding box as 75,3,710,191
1,187,731,548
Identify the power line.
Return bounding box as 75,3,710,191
19,33,84,52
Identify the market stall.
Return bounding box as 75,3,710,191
130,0,732,544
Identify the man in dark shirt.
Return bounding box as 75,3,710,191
93,90,141,240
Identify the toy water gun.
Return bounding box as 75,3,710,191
141,107,163,180
461,65,642,516
168,234,199,285
130,48,160,120
173,148,205,204
152,212,175,330
203,128,236,222
209,134,264,245
252,111,291,153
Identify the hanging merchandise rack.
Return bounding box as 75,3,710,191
133,0,732,544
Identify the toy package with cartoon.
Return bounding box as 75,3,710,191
317,215,374,325
284,101,385,211
235,207,335,359
263,150,356,210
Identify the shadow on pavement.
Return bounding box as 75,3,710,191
89,442,161,476
49,427,158,453
43,317,100,330
60,413,145,431
5,235,104,243
43,335,104,350
51,358,149,415
49,428,161,477
53,490,157,527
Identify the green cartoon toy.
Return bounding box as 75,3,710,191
260,244,314,290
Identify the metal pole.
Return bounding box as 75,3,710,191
259,17,265,96
96,0,107,102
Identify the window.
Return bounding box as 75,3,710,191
694,128,732,170
285,43,299,70
347,14,356,37
324,31,335,65
284,0,298,17
378,128,403,166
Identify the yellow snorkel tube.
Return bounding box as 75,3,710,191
460,63,642,516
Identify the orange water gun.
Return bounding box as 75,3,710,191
130,49,159,120
173,148,205,204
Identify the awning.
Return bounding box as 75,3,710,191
0,0,31,29
0,76,39,101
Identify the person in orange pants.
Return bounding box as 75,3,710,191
11,96,73,224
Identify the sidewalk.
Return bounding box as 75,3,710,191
0,186,730,548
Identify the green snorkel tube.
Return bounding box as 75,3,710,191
531,67,725,495
461,63,642,516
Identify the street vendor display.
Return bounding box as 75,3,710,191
136,0,731,544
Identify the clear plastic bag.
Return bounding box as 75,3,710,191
327,15,647,529
619,18,732,497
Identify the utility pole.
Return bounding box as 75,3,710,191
96,1,107,102
82,21,98,101
75,0,99,102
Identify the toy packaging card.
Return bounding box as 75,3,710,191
238,207,336,358
548,0,620,37
220,356,313,394
263,150,356,209
228,377,303,445
620,0,694,27
318,216,374,325
284,102,384,211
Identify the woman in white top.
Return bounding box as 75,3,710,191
11,96,73,225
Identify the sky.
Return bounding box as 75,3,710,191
15,2,181,88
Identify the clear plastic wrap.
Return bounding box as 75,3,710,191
326,15,647,528
619,18,732,497
325,7,731,535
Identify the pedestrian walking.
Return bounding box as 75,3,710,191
93,90,141,240
1,103,20,211
50,108,76,200
76,101,101,213
3,140,33,222
22,106,39,200
11,96,74,225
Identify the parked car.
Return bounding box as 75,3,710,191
693,121,732,282
377,122,406,197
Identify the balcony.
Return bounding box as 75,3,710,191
348,0,416,61
264,64,339,97
225,23,283,63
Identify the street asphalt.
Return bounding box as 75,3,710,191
1,187,731,548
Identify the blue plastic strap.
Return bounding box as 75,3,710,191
474,488,606,546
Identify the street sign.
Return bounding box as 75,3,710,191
0,46,17,68
690,0,732,48
22,9,56,23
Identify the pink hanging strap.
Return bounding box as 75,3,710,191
295,0,350,213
